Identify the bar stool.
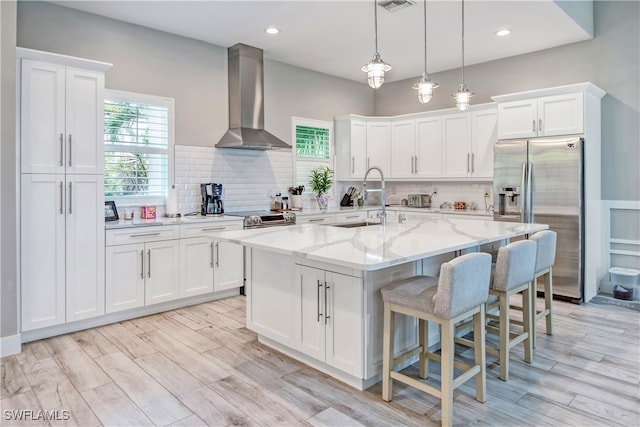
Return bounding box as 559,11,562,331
529,230,557,348
381,252,492,427
485,239,537,381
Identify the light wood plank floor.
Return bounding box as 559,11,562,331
2,297,639,426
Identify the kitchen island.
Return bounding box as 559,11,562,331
210,216,547,389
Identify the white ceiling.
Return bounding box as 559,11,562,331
48,0,593,84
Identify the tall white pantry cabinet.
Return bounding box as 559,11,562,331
18,48,112,332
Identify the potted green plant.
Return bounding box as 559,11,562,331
310,166,333,210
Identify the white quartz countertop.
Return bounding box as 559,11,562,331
105,215,242,229
209,217,547,271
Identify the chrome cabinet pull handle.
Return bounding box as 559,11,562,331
532,120,536,133
68,134,72,167
202,227,226,232
215,242,220,267
140,250,144,279
147,249,151,278
538,119,542,132
209,242,214,267
467,153,471,173
59,181,64,215
324,282,330,324
351,156,355,173
345,215,360,219
68,181,72,214
308,218,325,222
59,133,64,167
471,153,475,173
130,232,161,238
415,156,418,174
317,279,322,322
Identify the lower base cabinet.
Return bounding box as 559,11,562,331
298,265,363,377
105,226,179,313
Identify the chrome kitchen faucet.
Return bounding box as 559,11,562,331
363,166,386,226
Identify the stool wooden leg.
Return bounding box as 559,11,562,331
441,320,454,427
419,319,428,379
498,293,510,381
522,285,533,364
530,277,538,349
545,268,553,336
382,302,394,402
473,306,486,403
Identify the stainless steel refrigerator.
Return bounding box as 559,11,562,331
494,136,583,303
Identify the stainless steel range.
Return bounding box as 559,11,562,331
225,211,296,229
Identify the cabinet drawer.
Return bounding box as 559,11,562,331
179,221,243,238
297,214,336,224
106,225,179,246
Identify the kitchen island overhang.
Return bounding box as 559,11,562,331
208,217,548,390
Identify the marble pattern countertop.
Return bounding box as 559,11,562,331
209,216,547,271
105,214,242,229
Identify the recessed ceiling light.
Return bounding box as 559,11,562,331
495,29,511,37
265,27,280,35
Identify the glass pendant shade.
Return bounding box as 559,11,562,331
362,53,392,89
453,83,475,111
413,73,439,104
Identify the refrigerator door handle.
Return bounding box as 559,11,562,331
521,162,528,222
527,162,534,223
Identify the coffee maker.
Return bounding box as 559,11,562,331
200,183,224,215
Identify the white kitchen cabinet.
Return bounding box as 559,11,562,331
298,265,363,376
20,59,105,175
497,92,583,139
334,211,368,224
443,113,472,177
415,116,443,178
105,226,179,313
390,117,443,179
335,118,367,180
366,121,390,175
296,213,336,225
470,109,497,179
105,243,145,313
390,120,415,178
179,221,244,297
20,173,104,331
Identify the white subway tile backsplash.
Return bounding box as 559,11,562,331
174,145,293,213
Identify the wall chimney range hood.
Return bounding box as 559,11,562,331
216,44,291,150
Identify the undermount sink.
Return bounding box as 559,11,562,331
329,221,379,228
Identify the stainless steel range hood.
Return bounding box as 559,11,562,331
216,44,291,150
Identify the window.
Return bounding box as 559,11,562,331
104,90,174,203
292,117,333,193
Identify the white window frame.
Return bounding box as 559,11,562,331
104,89,175,206
291,117,334,202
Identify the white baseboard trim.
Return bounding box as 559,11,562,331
0,334,22,357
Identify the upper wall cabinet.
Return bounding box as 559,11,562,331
335,118,367,180
365,121,391,175
19,49,111,175
390,117,442,178
492,83,607,140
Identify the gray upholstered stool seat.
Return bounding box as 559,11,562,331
485,239,537,381
529,230,557,347
381,252,492,427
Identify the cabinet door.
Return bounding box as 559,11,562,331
389,120,415,178
65,174,105,321
471,109,497,179
213,240,244,292
350,121,367,179
106,243,145,313
145,240,180,305
497,99,538,139
20,60,66,174
325,272,363,376
415,116,443,178
366,122,390,175
179,237,214,298
443,113,472,177
20,174,66,331
298,266,326,361
538,92,583,137
65,67,104,175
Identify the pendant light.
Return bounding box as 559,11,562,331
452,0,474,111
362,0,391,89
412,0,438,104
